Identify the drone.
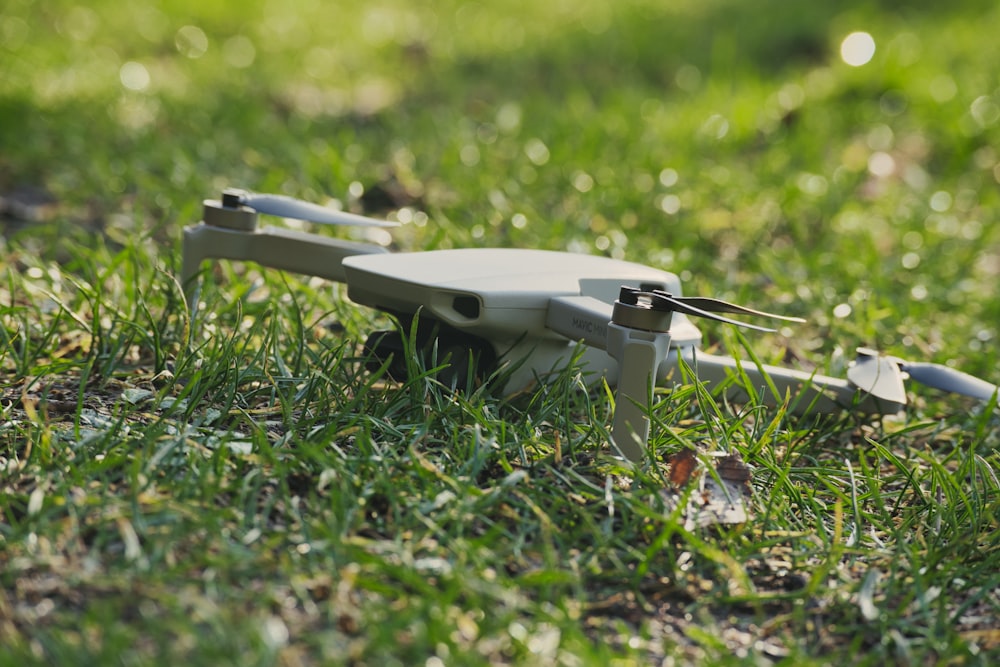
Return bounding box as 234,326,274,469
181,188,999,462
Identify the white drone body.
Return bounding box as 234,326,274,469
343,248,696,390
182,189,999,461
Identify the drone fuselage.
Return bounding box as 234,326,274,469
343,248,705,389
342,248,689,338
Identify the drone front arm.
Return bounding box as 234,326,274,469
545,295,703,350
543,293,909,445
666,349,908,415
181,223,387,304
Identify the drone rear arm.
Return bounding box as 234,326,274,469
544,293,876,412
181,223,387,305
666,348,907,415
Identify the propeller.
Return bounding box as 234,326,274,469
659,294,807,330
613,286,806,334
850,347,999,405
222,188,400,228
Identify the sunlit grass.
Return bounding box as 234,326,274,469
2,0,999,664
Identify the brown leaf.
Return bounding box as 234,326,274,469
667,448,698,487
716,454,751,484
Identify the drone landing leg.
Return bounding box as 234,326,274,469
602,285,806,463
607,322,673,462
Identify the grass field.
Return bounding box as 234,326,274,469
2,0,999,664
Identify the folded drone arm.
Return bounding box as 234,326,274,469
885,358,999,405
544,294,909,452
181,223,387,303
666,349,907,415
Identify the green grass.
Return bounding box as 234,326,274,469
2,0,999,664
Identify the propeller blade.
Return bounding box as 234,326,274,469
895,360,1000,403
670,295,806,323
652,295,778,333
229,189,400,227
616,287,798,333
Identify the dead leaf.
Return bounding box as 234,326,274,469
662,450,752,530
667,448,698,487
716,454,751,487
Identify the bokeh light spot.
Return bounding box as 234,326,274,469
176,25,209,59
460,144,480,166
840,31,876,67
572,171,594,193
223,35,256,68
970,95,1000,128
929,190,952,212
659,194,681,215
524,138,550,166
929,75,957,102
833,303,852,319
868,152,896,178
120,61,151,91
